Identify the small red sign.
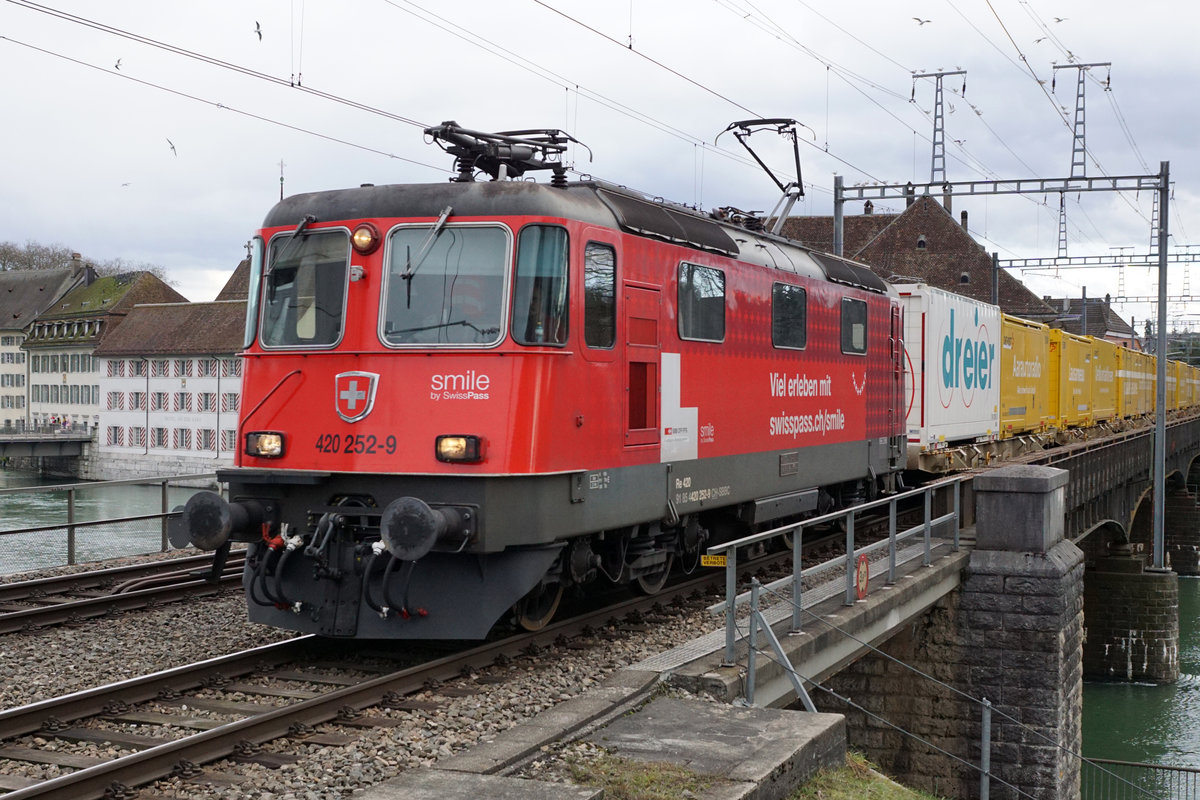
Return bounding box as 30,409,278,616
855,553,870,600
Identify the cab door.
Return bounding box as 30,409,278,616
623,284,660,447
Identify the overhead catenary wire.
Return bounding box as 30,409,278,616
0,34,444,173
531,0,887,184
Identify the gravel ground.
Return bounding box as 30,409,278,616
0,552,738,799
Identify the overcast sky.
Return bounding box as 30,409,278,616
1,0,1195,331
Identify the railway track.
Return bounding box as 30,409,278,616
0,497,928,798
0,564,740,800
0,553,245,635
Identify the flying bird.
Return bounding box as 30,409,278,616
1053,16,1068,22
114,58,122,70
121,182,131,187
166,138,177,156
255,21,262,40
1034,36,1048,43
913,17,931,25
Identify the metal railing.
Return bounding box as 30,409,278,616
0,473,217,568
1082,759,1200,799
706,476,965,665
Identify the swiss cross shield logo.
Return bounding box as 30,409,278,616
335,371,379,423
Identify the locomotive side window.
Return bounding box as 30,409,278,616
584,242,616,349
244,236,264,349
383,225,507,346
261,229,349,348
678,263,725,342
513,225,569,346
771,283,807,349
841,297,868,355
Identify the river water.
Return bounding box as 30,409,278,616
1083,577,1200,767
0,469,203,577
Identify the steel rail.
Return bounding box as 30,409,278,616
0,569,242,634
0,552,245,603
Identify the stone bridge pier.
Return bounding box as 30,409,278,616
814,465,1084,800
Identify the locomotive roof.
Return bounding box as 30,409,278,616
264,180,889,295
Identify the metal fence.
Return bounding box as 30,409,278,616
1082,759,1200,799
706,475,965,665
0,474,217,572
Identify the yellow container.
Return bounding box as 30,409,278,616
1048,329,1093,429
1000,315,1051,437
1118,348,1155,417
1090,338,1119,423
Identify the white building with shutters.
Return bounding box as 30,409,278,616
90,299,246,481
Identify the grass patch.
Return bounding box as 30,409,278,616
789,751,946,800
565,751,717,800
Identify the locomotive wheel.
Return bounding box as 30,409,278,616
634,556,673,595
514,581,564,631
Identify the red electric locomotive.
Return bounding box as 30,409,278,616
179,122,906,639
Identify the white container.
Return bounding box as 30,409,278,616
896,284,1001,462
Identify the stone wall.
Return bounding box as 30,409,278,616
1082,553,1179,683
1166,488,1200,576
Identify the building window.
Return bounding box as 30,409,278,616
221,429,238,451
175,392,192,412
221,359,243,378
151,359,170,377
151,427,168,448
174,359,193,377
70,384,79,404
107,391,125,410
198,392,217,412
151,392,168,411
198,358,218,377
678,262,726,342
131,360,147,377
107,360,124,377
129,391,146,411
222,392,240,413
106,426,125,446
173,428,193,449
198,429,217,451
130,426,146,447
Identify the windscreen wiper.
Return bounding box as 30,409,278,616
265,214,317,278
401,206,452,307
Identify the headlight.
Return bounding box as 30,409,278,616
245,431,285,458
435,434,483,463
351,222,380,254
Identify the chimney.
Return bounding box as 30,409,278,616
1105,293,1111,308
960,210,968,231
864,200,874,215
71,253,81,262
905,182,915,208
942,183,952,213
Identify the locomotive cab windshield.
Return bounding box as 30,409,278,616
261,228,349,347
382,224,507,346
